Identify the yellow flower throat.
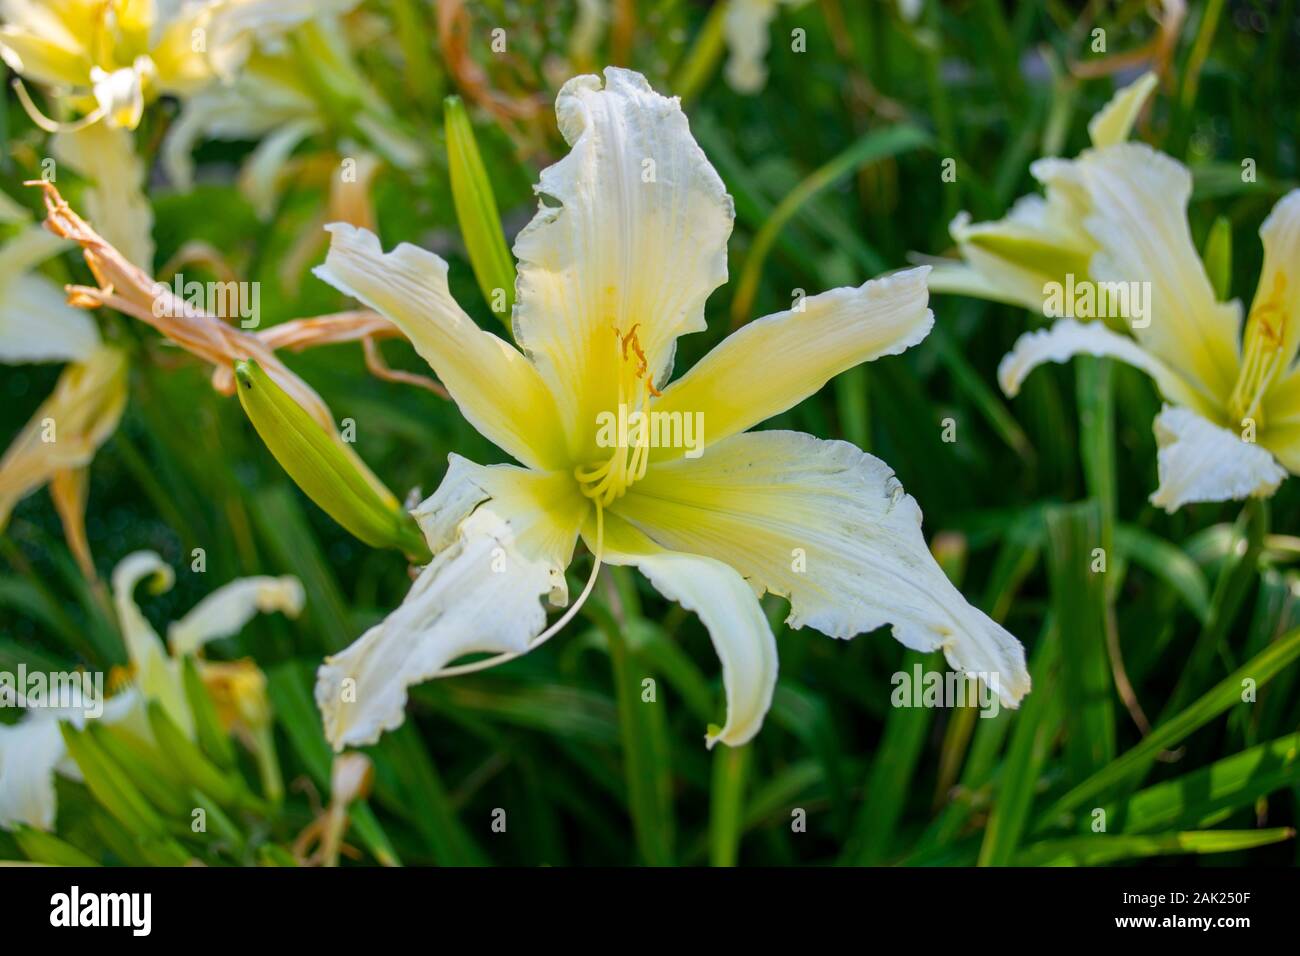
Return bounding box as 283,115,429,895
1228,272,1289,428
575,324,661,506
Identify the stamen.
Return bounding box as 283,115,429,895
1228,272,1289,427
432,502,605,678
11,79,106,133
576,322,661,503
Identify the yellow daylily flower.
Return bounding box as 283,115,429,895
0,0,362,131
0,551,303,831
310,67,1030,752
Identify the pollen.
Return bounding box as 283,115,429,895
1228,272,1289,428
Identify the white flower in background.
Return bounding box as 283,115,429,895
723,0,809,94
311,67,1029,752
930,72,1300,511
0,0,362,131
0,221,127,543
998,160,1299,512
0,551,303,831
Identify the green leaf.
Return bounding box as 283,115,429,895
1038,623,1300,828
594,595,675,865
444,95,516,325
1115,525,1212,624
1114,734,1300,834
1015,828,1294,866
1202,214,1233,301
12,825,100,866
60,724,167,838
842,651,942,864
1046,501,1115,779
181,655,237,770
978,625,1062,866
144,699,250,812
709,743,750,867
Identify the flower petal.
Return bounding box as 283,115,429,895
313,223,568,470
0,714,65,830
0,227,99,364
1087,71,1158,148
614,430,1030,706
168,576,305,657
0,346,126,529
1151,406,1287,512
315,457,587,749
598,513,778,747
998,317,1213,415
1254,189,1300,375
945,190,1094,312
111,550,192,735
653,266,932,455
512,67,734,456
1062,143,1242,401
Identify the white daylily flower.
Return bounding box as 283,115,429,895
311,67,1030,752
0,223,126,532
0,686,139,831
996,148,1300,510
928,70,1298,511
0,552,303,831
112,551,303,736
723,0,809,94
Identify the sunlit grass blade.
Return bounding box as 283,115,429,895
1112,734,1300,834
1015,827,1293,866
1038,623,1300,829
11,825,100,866
181,655,237,770
444,95,516,325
